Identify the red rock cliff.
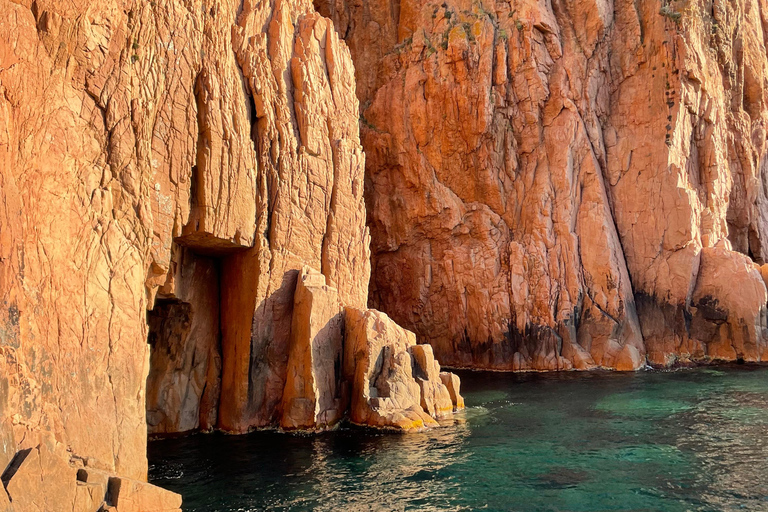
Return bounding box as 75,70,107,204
0,0,369,484
2,0,768,507
314,0,768,370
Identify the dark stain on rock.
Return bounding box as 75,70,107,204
0,301,20,349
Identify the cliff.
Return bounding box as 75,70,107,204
0,0,460,506
2,0,768,508
315,0,768,370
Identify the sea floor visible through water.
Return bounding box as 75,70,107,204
148,365,768,511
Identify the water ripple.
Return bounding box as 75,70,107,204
149,366,768,511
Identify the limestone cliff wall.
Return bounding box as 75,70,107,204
315,0,768,370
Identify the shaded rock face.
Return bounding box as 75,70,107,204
315,0,768,368
146,247,222,435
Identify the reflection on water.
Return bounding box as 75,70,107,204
150,422,471,511
149,365,768,511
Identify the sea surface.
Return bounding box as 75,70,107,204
148,365,768,511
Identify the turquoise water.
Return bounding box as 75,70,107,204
148,366,768,511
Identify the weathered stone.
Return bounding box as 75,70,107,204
688,245,768,363
0,445,178,512
76,467,111,489
760,264,768,295
3,444,77,512
344,307,442,430
316,0,768,372
615,344,645,372
316,0,645,372
0,418,15,482
439,372,465,410
146,247,222,435
281,267,346,430
410,345,454,418
0,0,369,483
216,3,370,434
107,475,182,512
0,483,10,511
6,0,768,507
74,481,107,512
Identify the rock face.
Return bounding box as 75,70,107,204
5,0,768,506
0,438,181,512
315,0,768,369
0,0,368,487
146,247,222,435
344,308,464,430
0,0,462,497
281,267,346,430
216,0,371,435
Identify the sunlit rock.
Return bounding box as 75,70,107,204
281,267,346,431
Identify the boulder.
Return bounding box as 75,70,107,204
344,308,447,430
107,475,182,512
439,372,465,410
0,445,181,512
410,344,454,418
3,444,77,512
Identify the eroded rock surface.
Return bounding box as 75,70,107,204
344,307,464,430
0,439,180,512
146,247,222,435
0,0,369,483
5,0,768,506
281,267,346,430
315,0,768,369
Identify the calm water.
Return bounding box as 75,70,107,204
148,366,768,511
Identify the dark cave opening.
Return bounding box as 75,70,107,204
145,248,224,437
145,238,259,438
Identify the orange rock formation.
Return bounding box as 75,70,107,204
2,0,768,508
315,0,768,370
0,0,456,507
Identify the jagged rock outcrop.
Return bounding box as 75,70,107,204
315,0,768,368
440,372,465,410
216,0,371,434
410,344,455,417
0,438,181,512
5,0,768,506
281,268,464,431
0,0,465,500
344,307,464,430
